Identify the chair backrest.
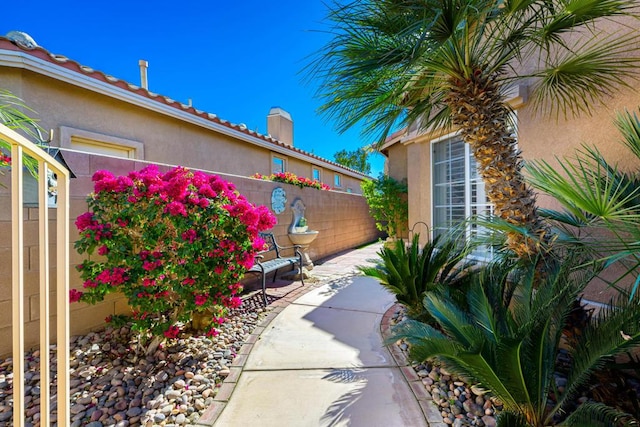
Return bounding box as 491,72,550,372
259,232,281,257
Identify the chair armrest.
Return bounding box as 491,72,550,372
275,244,297,251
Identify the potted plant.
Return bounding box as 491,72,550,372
295,217,308,233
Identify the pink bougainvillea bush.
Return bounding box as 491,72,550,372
252,172,331,190
73,165,276,340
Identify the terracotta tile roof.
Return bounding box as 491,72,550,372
0,36,369,178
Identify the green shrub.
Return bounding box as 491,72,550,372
361,175,408,238
359,232,472,321
394,253,640,426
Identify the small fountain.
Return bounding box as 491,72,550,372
287,198,319,270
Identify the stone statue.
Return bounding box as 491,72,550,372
289,198,306,233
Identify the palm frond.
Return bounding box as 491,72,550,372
530,31,640,118
562,292,640,403
394,315,525,412
0,89,46,177
540,0,638,41
538,208,595,228
0,89,44,141
526,153,640,223
562,402,637,427
615,108,640,161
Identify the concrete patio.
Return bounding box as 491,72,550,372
198,242,445,427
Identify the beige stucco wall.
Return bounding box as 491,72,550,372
384,142,408,182
518,90,640,186
405,141,433,239
0,150,381,357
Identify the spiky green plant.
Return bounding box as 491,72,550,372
393,252,640,426
310,0,640,258
359,231,472,320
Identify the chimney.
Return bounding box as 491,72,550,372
267,107,293,146
138,59,149,90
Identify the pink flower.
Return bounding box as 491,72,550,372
143,277,156,287
116,176,134,191
142,261,157,271
194,294,208,306
77,164,275,340
0,153,12,166
212,316,226,325
165,201,187,217
181,229,197,243
237,252,255,269
75,212,95,231
96,267,128,286
94,176,119,193
92,170,115,182
163,325,180,339
206,328,219,337
69,289,83,303
252,237,267,251
256,205,277,230
198,184,216,198
228,282,242,293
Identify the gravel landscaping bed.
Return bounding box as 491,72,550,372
0,293,269,427
389,308,499,427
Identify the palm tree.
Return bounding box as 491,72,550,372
310,0,640,258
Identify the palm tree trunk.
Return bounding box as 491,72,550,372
446,74,549,258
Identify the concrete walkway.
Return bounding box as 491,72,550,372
199,242,443,427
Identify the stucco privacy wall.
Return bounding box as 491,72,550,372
0,151,381,356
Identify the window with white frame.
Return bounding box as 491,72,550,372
312,167,321,181
334,173,342,188
432,135,492,256
59,126,144,159
272,155,286,174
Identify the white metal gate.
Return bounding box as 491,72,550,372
2,123,70,426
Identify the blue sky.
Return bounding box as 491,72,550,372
2,1,385,176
